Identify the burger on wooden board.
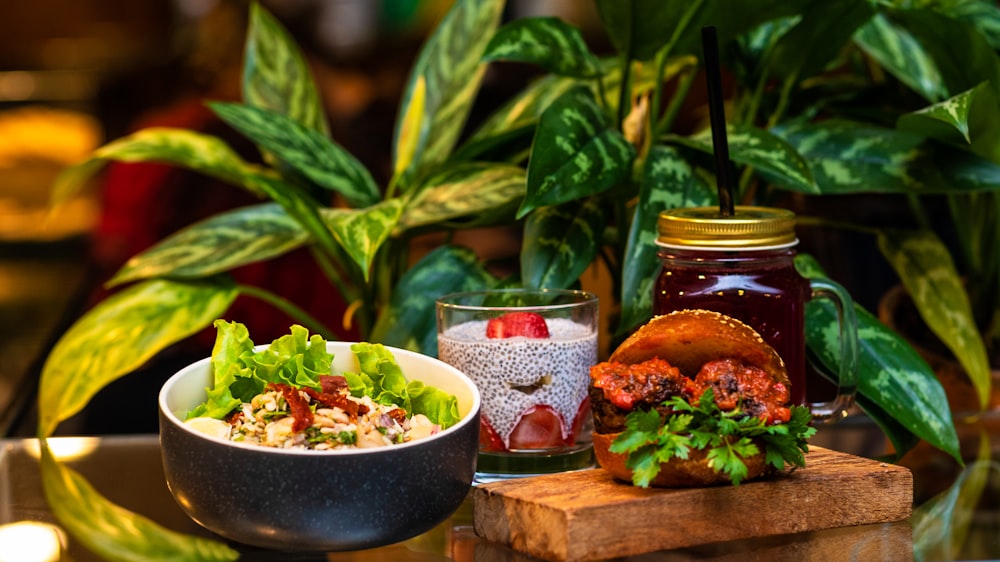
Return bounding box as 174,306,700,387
588,309,816,487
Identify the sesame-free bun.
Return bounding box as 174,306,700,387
609,309,789,387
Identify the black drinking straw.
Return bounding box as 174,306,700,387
701,26,735,217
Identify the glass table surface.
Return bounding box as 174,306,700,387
2,431,996,562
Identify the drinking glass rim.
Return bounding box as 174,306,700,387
436,288,597,312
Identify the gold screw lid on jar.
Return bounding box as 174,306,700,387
656,206,799,250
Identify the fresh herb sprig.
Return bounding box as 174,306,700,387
609,389,817,487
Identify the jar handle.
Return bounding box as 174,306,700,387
807,278,859,422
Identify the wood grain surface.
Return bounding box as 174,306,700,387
472,447,913,562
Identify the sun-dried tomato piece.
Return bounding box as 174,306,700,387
269,383,314,432
301,387,369,420
319,375,349,394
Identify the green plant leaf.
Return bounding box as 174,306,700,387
877,228,991,410
37,278,238,437
39,441,238,562
521,197,606,290
320,199,405,282
51,128,267,205
891,7,1000,99
595,0,678,61
370,245,497,355
944,0,1000,49
765,0,875,82
897,83,988,145
774,119,1000,195
398,162,525,230
243,1,328,135
209,102,380,208
671,125,818,194
618,146,715,337
483,17,602,78
391,0,505,190
520,86,635,218
109,203,307,286
854,12,948,102
795,254,960,463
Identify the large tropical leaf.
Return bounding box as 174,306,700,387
670,125,818,194
594,0,679,61
320,199,405,281
242,1,328,135
774,119,1000,195
110,203,307,286
391,0,505,190
796,254,960,463
369,245,497,355
398,163,525,230
51,128,266,205
521,198,606,290
878,229,991,410
896,83,986,145
890,7,1000,99
37,278,238,437
483,17,602,78
40,442,238,562
854,12,948,102
765,0,875,82
618,146,715,337
944,0,1000,49
209,102,380,208
520,86,635,218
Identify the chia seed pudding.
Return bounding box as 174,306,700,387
438,317,597,451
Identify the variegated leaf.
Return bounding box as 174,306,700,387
369,245,497,355
521,198,606,290
320,199,405,281
521,86,635,218
796,254,960,462
775,119,1000,194
892,8,1000,99
618,146,715,336
897,83,986,144
37,278,238,437
243,1,329,135
854,12,947,102
878,228,991,410
51,128,266,205
398,163,525,230
109,204,307,286
945,0,1000,49
674,125,817,194
246,172,342,263
457,57,686,162
765,0,875,81
392,0,505,190
209,102,380,208
40,443,239,562
483,17,602,78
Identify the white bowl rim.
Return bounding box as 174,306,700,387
158,342,481,456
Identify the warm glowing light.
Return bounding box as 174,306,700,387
24,437,100,461
0,521,65,562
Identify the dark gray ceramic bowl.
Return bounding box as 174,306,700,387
158,342,480,552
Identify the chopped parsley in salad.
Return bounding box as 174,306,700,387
183,320,461,449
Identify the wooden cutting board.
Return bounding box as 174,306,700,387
472,447,912,562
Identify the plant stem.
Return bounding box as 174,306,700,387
655,69,697,139
236,284,339,339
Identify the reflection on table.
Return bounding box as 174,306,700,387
1,432,997,561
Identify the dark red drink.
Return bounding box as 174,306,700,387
654,247,809,405
651,206,857,420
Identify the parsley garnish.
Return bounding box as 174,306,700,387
609,388,816,487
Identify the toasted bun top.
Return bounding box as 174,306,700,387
609,309,790,387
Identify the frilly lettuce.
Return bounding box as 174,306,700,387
187,321,461,428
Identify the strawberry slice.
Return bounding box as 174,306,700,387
508,404,569,450
486,312,550,339
479,416,507,452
